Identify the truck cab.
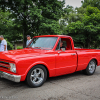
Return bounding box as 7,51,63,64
51,35,77,76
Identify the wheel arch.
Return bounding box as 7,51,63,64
83,58,97,75
84,58,98,70
37,64,49,78
25,62,50,79
89,58,98,66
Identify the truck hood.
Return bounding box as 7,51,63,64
0,48,48,62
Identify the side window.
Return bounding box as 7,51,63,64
56,38,72,50
62,40,67,47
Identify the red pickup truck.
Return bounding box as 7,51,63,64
0,35,100,87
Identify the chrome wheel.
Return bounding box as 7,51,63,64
88,61,95,74
30,68,44,85
83,60,96,75
26,65,47,88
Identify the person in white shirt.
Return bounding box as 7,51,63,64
26,35,32,46
0,35,7,52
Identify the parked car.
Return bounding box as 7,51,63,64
0,35,100,87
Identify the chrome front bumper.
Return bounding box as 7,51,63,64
0,71,21,82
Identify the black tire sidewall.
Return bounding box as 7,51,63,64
26,65,47,88
86,60,96,75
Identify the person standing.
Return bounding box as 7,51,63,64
26,35,32,46
0,35,7,51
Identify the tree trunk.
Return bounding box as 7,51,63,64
23,29,25,48
88,36,91,49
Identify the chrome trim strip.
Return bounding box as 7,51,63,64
0,71,21,82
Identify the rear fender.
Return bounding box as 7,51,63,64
88,57,98,66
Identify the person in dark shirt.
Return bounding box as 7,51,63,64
60,41,66,50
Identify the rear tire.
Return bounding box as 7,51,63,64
26,65,47,88
83,60,96,75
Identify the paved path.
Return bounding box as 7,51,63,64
0,66,100,100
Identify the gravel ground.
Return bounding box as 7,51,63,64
0,66,100,100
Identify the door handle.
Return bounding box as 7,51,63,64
58,51,62,54
71,54,76,55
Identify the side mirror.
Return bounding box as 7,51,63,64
61,48,65,52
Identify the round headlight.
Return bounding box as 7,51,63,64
9,63,16,73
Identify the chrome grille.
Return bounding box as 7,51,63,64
0,61,10,69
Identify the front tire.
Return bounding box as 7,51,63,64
26,65,47,88
83,60,96,75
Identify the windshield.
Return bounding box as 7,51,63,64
28,37,58,50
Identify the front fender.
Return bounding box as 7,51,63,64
25,61,50,75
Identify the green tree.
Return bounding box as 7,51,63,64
0,9,22,50
59,5,86,35
0,0,65,47
65,6,100,48
82,0,100,10
62,6,86,24
62,5,75,24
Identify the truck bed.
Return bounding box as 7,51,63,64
74,48,100,71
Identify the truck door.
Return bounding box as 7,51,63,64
55,38,77,76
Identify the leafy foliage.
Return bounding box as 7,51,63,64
82,0,100,10
65,6,100,48
17,46,23,49
0,0,100,49
0,0,65,47
0,9,22,50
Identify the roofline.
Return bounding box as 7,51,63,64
33,35,72,38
